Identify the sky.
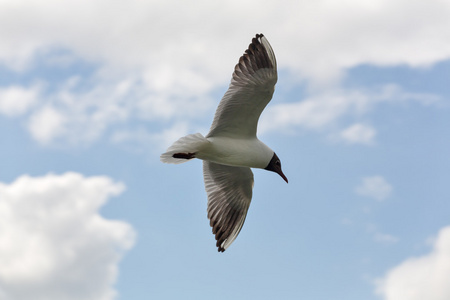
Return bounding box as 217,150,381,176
0,0,449,299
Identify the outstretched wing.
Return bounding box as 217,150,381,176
207,34,277,139
203,161,254,252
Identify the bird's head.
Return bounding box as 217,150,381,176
264,153,288,183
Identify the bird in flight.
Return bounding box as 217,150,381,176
161,33,287,252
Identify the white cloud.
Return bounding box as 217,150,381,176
0,85,40,117
0,172,135,300
2,0,450,80
259,89,371,134
0,0,449,145
110,122,191,153
340,123,376,145
13,72,214,146
259,85,440,136
376,84,442,106
25,77,133,145
376,226,450,300
355,175,393,201
27,106,67,144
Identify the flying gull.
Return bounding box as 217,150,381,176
161,33,287,252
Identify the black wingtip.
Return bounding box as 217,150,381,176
249,34,265,51
234,33,274,78
215,232,227,252
255,33,264,39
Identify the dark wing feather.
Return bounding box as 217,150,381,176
207,34,277,138
203,161,254,252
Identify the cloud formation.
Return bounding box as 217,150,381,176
376,226,450,300
2,0,450,79
0,0,448,146
0,173,135,300
340,123,376,145
0,84,40,117
355,175,393,201
259,84,440,136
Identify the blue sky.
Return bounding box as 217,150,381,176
1,1,450,299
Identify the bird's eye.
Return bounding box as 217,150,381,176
275,160,280,166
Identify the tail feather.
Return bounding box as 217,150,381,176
160,133,209,164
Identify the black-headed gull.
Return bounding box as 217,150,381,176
161,34,287,252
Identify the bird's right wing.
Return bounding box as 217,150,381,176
206,34,277,139
203,161,254,252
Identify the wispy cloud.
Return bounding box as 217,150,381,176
340,123,376,145
259,88,371,134
0,84,40,117
355,175,393,201
375,226,450,300
259,85,440,137
0,0,448,147
24,77,133,145
365,223,399,244
110,121,193,154
27,105,67,144
0,173,135,300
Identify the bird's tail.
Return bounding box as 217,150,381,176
160,133,209,164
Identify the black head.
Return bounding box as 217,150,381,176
264,153,288,183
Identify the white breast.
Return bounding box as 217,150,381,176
196,136,273,169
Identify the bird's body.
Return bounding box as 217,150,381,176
161,34,287,252
196,136,273,169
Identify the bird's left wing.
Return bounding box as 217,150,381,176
207,34,277,139
203,161,254,252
